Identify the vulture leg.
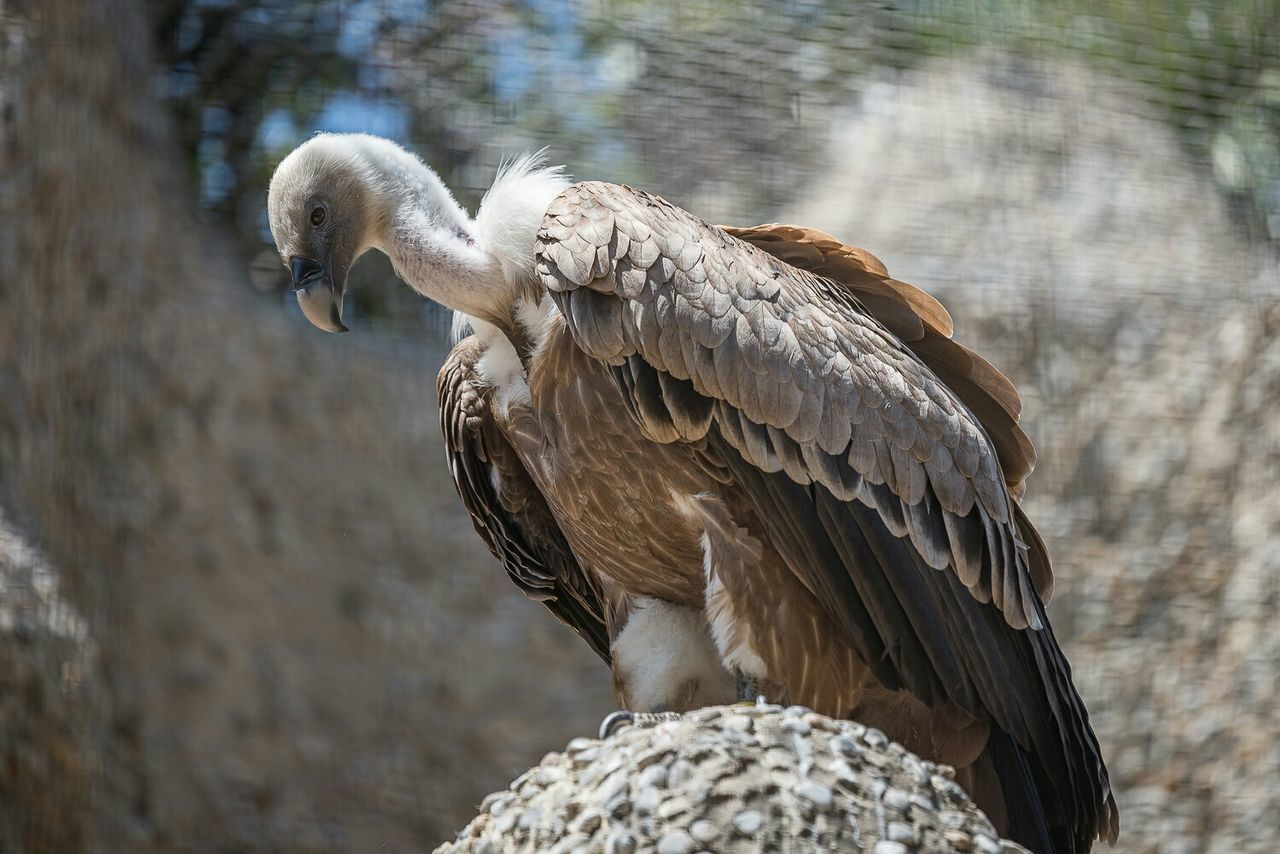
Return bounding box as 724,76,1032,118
735,670,763,704
609,598,737,713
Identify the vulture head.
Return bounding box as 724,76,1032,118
266,135,384,332
268,133,504,332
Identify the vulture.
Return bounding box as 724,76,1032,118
268,133,1118,853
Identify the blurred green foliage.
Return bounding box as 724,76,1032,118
149,0,1280,333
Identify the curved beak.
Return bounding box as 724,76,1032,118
290,256,348,333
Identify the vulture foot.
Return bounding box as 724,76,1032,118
599,710,633,739
598,710,685,739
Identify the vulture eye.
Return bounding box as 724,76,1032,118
309,205,327,227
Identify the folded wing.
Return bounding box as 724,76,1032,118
535,182,1117,850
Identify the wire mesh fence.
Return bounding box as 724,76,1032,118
151,0,1280,330
4,0,1279,851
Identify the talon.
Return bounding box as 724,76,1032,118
599,710,634,739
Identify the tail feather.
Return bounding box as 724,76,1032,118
973,726,1063,854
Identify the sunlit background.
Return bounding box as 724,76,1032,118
153,1,1280,328
3,1,1279,851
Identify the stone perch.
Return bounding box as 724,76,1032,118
436,703,1029,853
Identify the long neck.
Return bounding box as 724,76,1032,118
367,160,521,328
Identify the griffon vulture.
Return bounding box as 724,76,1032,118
268,133,1118,853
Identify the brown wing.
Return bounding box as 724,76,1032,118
722,223,1050,600
535,181,1117,850
438,336,610,662
722,225,1034,490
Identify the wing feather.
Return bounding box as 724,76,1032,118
438,336,611,662
725,223,1035,500
535,182,1116,849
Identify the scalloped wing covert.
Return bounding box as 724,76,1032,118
722,223,1051,601
538,182,1039,629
